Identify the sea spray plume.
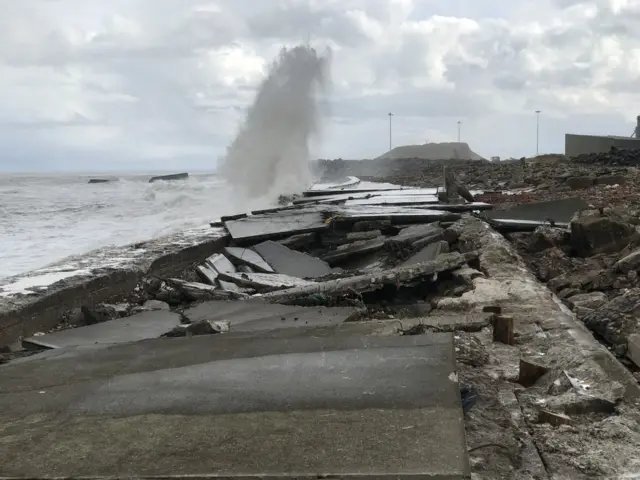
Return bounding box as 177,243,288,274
220,45,330,202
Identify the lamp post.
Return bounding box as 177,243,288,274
388,112,394,151
457,121,462,142
535,110,541,156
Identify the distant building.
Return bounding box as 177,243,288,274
490,156,500,162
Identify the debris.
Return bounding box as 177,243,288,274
164,278,250,301
460,385,478,414
262,251,477,305
218,272,316,292
582,288,640,356
142,300,170,311
566,292,607,310
278,232,318,250
627,334,640,367
81,304,117,326
253,240,332,278
518,357,549,387
537,410,572,426
400,240,449,268
224,247,274,273
482,305,502,314
322,238,386,266
163,319,230,337
570,214,635,256
492,314,514,345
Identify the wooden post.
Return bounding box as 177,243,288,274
492,314,514,345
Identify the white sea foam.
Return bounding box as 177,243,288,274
0,173,232,280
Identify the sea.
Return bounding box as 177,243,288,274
0,173,242,282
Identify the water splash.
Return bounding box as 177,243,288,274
220,45,331,203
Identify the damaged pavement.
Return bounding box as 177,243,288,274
2,173,640,479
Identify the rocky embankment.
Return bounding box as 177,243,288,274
508,208,640,371
317,151,637,196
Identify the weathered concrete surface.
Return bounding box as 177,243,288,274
0,229,228,348
0,332,469,478
181,299,360,331
225,210,328,245
22,310,181,349
253,240,332,278
441,217,640,478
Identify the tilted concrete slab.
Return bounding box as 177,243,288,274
219,271,316,292
225,210,328,245
253,240,332,278
0,332,469,478
224,246,274,273
333,205,460,225
22,310,181,349
181,299,359,332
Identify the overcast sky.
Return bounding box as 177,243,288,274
2,0,639,172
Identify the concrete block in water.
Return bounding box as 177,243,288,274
148,172,188,183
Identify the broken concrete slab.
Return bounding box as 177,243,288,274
322,238,387,266
303,180,403,197
164,278,249,301
218,271,316,292
386,224,444,250
485,218,570,232
263,251,477,305
400,240,450,267
278,232,318,250
482,197,589,224
344,195,439,207
182,299,359,332
22,310,181,349
331,205,459,226
224,247,274,273
627,334,640,367
0,332,469,478
224,210,328,245
253,240,332,278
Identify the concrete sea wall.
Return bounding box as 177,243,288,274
565,133,640,157
0,227,228,347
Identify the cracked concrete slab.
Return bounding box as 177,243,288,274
0,332,469,478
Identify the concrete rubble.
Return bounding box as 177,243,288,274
2,160,640,478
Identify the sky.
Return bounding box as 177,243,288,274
2,0,640,172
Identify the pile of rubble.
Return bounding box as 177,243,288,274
572,146,640,166
508,206,640,371
6,176,640,478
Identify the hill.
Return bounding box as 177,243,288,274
375,142,485,161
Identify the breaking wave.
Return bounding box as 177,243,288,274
219,45,331,208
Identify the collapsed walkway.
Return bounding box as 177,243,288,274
1,178,640,478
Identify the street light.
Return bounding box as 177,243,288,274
457,121,462,142
388,112,394,151
535,110,541,156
